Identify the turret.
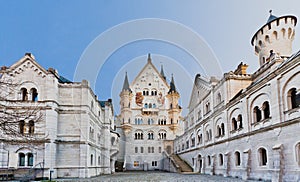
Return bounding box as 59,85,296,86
119,72,132,126
166,74,181,131
251,10,297,66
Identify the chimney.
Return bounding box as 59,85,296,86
234,62,248,75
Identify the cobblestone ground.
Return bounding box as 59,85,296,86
57,171,259,182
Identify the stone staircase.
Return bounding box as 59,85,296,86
170,154,193,173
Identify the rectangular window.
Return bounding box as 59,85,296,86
135,147,138,153
134,161,139,167
159,147,161,153
148,147,150,153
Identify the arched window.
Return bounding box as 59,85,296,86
253,106,262,123
205,102,210,113
149,103,152,108
135,147,138,153
288,28,292,38
27,153,34,166
237,114,243,128
232,118,238,130
151,91,154,96
219,154,223,166
262,101,270,119
90,154,93,165
273,31,278,40
98,156,101,165
153,103,156,108
296,143,300,166
19,153,25,166
258,148,268,166
265,35,270,43
144,103,148,108
235,151,241,166
217,125,221,137
217,93,221,104
221,123,225,136
198,133,203,144
148,132,154,140
146,91,149,96
143,91,145,95
206,131,210,141
207,155,211,166
30,88,38,101
281,28,286,38
170,103,173,109
19,120,25,134
21,88,28,101
288,88,300,109
28,120,34,134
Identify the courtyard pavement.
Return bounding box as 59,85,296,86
56,171,259,182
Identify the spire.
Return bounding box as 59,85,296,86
160,64,166,80
168,74,177,94
267,10,278,23
147,53,151,62
122,72,131,92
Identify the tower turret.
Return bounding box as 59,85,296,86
120,72,133,132
166,74,181,131
251,10,297,66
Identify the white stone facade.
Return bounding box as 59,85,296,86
0,54,119,179
117,55,183,171
174,13,300,181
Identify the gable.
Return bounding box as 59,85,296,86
131,60,170,93
188,74,211,110
4,54,48,79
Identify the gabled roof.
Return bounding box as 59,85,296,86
131,54,170,90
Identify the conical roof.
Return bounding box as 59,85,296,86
168,74,177,94
160,65,166,80
122,72,131,92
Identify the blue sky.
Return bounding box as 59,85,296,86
1,0,300,115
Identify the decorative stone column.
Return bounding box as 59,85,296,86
242,149,251,180
224,152,231,177
272,144,284,182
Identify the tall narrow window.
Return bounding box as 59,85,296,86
30,88,38,101
262,101,270,119
232,118,238,130
288,88,300,109
135,147,138,153
258,148,268,166
219,154,223,166
296,143,300,166
90,154,93,165
28,120,34,134
253,106,262,123
19,120,25,134
221,123,225,135
27,153,34,166
237,115,243,128
235,151,241,166
21,88,28,101
207,155,211,166
19,153,25,166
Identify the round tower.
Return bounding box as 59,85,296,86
120,72,133,133
251,11,297,66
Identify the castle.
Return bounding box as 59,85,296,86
0,54,119,180
173,12,300,181
117,54,183,171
